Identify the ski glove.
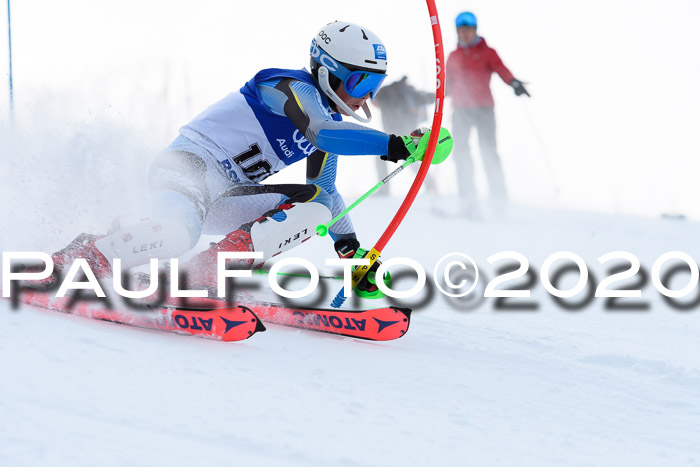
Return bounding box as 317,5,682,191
383,128,427,163
335,237,361,259
383,127,454,165
511,79,530,97
333,237,390,298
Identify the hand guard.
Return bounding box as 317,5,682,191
383,127,453,165
407,127,430,146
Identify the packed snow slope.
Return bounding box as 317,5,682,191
2,199,699,467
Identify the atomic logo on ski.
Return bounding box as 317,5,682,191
221,317,247,333
173,315,214,331
250,304,411,341
373,317,400,333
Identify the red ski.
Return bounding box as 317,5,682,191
8,289,410,342
250,302,411,341
175,296,412,341
10,289,265,342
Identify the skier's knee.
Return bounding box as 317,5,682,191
95,217,193,270
281,184,331,210
249,201,331,261
306,184,332,211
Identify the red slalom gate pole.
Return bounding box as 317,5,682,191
331,0,446,308
374,1,445,251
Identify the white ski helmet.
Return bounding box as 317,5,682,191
310,21,388,122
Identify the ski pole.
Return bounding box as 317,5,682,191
520,99,559,195
254,268,342,281
315,155,419,237
7,0,14,121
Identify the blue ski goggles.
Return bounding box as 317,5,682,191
342,67,387,99
311,40,387,99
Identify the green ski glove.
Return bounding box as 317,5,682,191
384,127,454,165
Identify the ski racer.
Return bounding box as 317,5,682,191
36,21,451,292
447,11,529,219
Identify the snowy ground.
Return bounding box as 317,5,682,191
2,199,699,467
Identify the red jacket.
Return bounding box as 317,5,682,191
446,38,514,109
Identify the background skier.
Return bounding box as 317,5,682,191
446,11,529,218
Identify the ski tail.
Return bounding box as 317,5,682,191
161,305,266,341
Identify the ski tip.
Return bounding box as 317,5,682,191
170,305,266,342
254,317,267,334
370,307,412,341
234,305,267,338
392,307,412,319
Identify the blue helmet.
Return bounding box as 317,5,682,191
455,12,477,28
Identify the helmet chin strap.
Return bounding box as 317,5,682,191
318,66,373,123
